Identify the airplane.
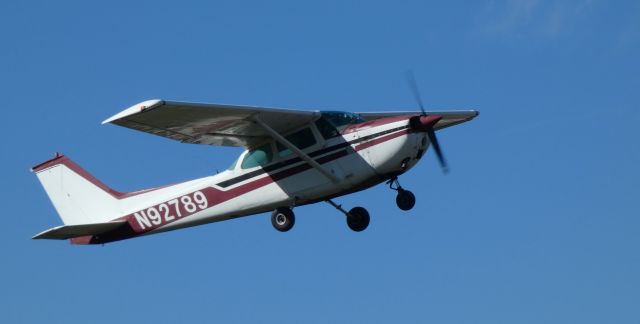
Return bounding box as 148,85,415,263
32,98,478,244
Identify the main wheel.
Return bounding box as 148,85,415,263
396,189,416,211
347,207,370,232
271,207,295,232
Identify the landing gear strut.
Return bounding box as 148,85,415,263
271,207,295,232
326,200,370,232
388,177,416,211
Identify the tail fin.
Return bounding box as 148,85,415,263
32,153,122,225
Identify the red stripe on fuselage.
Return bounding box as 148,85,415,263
123,126,410,235
342,115,413,134
123,149,350,234
355,129,410,151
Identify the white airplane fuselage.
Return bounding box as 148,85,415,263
65,115,427,244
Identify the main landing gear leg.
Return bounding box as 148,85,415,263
326,199,370,232
387,177,416,211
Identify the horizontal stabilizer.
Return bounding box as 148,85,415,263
33,221,128,240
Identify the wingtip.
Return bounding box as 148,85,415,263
102,99,163,125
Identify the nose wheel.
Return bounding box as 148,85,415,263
396,189,416,211
388,177,416,211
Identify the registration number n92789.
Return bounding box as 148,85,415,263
132,191,208,231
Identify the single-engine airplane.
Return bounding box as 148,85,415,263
32,97,478,244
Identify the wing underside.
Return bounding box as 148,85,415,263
104,100,478,148
103,100,319,147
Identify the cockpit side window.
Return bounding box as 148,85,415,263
241,143,273,169
315,117,340,139
277,127,317,158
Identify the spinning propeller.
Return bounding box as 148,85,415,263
406,71,449,173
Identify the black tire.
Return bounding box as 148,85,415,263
396,189,416,211
347,207,370,232
271,207,295,232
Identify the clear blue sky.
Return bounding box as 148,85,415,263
2,1,639,323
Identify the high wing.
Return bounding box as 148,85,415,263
357,110,479,130
103,99,320,148
103,100,478,148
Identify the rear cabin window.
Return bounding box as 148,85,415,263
241,144,273,169
277,128,317,158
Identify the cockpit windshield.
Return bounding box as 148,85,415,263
319,111,365,133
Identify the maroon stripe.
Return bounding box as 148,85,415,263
69,124,412,244
342,115,413,134
71,154,341,244
71,126,407,244
76,149,352,243
355,129,410,151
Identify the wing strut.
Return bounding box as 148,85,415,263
252,116,340,183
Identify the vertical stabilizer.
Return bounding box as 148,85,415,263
32,153,122,225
